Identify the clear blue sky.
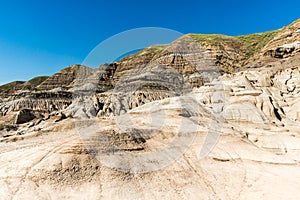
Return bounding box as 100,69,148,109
0,0,299,85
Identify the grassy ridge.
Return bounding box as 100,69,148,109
235,30,279,57
187,30,278,58
118,44,167,62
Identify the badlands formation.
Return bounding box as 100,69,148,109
0,19,300,199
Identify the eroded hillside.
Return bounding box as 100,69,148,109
0,19,300,200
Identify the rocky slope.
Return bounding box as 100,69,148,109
0,19,300,199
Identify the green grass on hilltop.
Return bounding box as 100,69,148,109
118,44,167,62
117,29,278,66
186,33,243,52
187,30,279,58
151,44,167,53
188,34,231,40
234,30,279,57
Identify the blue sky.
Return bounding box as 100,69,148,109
0,0,299,85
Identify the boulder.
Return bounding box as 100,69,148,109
15,109,35,124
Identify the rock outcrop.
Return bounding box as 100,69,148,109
1,19,300,137
15,109,35,124
37,64,91,90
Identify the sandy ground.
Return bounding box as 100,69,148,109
0,115,299,200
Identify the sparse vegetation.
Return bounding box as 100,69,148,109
188,30,278,58
188,34,231,40
22,76,49,90
60,64,87,73
186,30,279,66
234,30,279,57
151,45,167,53
187,33,244,52
0,76,50,93
0,124,17,131
0,81,25,93
118,44,167,62
27,76,49,85
115,30,278,71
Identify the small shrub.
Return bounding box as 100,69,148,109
0,124,17,131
